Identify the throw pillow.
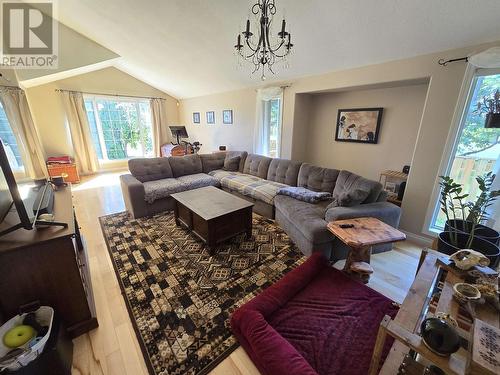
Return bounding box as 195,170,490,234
328,188,370,209
277,186,332,203
223,156,240,171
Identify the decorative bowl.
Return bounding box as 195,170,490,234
453,283,481,304
420,317,461,356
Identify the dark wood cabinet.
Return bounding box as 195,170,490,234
0,186,98,337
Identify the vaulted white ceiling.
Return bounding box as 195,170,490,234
56,0,500,98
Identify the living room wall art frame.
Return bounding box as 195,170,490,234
335,108,383,144
206,111,215,124
222,109,233,124
193,112,200,124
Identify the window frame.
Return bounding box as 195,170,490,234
424,66,500,235
83,94,153,163
262,95,283,158
0,101,28,180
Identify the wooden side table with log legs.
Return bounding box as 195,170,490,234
327,217,406,283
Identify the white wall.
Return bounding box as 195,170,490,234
179,88,256,153
304,83,428,181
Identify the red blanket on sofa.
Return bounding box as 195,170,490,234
230,253,399,375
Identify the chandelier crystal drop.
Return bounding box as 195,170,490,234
234,0,293,80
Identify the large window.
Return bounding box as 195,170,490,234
0,102,24,173
429,70,500,231
84,96,153,161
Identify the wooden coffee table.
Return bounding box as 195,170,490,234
170,186,253,253
327,217,406,283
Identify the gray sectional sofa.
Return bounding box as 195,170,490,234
120,151,401,261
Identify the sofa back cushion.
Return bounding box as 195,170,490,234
168,154,203,177
200,152,225,173
297,163,340,193
226,151,248,172
243,154,272,179
128,157,173,182
333,170,383,204
267,158,302,186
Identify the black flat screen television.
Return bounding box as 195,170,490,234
0,140,32,231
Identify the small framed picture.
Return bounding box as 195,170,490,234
193,112,200,124
206,111,215,124
385,181,398,193
222,110,233,124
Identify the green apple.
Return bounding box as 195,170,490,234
3,325,36,348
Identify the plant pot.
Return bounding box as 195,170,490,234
444,219,500,245
437,231,500,268
484,113,500,128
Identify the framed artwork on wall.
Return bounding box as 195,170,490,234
335,108,383,144
193,112,200,124
222,110,233,124
206,111,215,124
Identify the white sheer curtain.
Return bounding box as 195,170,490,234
0,86,47,178
468,47,500,68
150,98,168,157
60,91,99,174
254,87,283,157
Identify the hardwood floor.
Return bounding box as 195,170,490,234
70,171,423,375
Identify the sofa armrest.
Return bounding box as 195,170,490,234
325,202,401,228
120,174,147,218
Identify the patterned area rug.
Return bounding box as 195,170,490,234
99,211,305,375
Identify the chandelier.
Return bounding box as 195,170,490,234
234,0,293,80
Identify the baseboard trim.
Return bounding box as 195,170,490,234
401,230,434,247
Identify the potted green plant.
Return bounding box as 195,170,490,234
475,89,500,128
437,172,500,267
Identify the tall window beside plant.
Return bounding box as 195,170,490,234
431,72,500,230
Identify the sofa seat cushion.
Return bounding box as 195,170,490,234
143,178,186,203
209,170,287,205
176,173,220,190
274,195,332,243
209,169,241,180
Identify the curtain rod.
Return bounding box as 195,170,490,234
54,88,166,100
254,84,291,92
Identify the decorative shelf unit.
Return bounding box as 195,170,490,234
379,170,408,207
370,249,499,375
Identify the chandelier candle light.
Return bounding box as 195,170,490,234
235,0,293,80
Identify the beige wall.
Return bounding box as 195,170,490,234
179,88,256,153
25,67,179,169
304,83,428,181
284,41,500,238
178,40,500,239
